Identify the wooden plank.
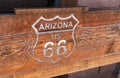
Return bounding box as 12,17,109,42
7,53,120,78
0,7,120,77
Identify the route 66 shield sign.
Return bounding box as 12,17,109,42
32,14,79,63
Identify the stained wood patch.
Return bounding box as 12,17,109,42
0,7,120,77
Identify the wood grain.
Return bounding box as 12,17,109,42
0,7,120,78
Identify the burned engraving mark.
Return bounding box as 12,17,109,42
76,23,120,52
32,14,79,63
0,33,35,67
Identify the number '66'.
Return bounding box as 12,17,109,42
43,40,67,58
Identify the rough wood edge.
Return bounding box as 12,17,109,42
2,53,119,78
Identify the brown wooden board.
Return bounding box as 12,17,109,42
0,7,120,78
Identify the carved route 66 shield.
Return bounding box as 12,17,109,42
32,14,79,63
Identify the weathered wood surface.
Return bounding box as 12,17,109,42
0,7,120,78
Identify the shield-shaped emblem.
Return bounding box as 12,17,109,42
32,14,79,63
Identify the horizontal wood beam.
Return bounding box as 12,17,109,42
0,7,120,78
8,53,120,78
